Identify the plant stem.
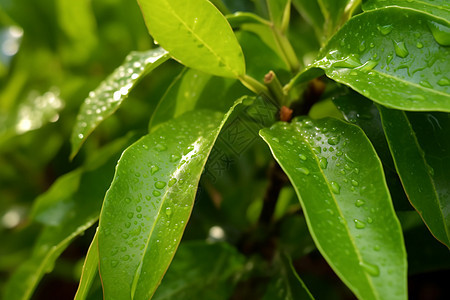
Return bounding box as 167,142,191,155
239,74,273,100
264,71,287,106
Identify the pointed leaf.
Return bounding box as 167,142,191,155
260,117,407,300
362,0,450,21
70,48,169,159
263,253,314,300
379,107,450,247
137,0,245,78
152,241,245,299
74,231,99,300
4,137,131,300
98,100,244,300
290,7,450,112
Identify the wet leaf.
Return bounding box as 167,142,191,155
98,100,244,300
74,231,99,300
379,107,450,247
4,137,131,300
363,0,450,21
152,241,245,299
70,48,169,159
260,117,407,300
137,0,245,78
289,7,450,112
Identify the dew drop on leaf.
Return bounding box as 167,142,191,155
377,24,393,35
330,181,341,194
355,199,365,207
354,219,366,229
359,261,380,276
393,41,409,58
297,167,310,175
155,181,166,189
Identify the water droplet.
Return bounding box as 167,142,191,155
354,219,366,229
394,41,409,58
125,222,131,228
377,24,393,35
78,133,84,139
357,60,378,72
125,197,131,203
328,136,340,145
367,217,373,224
170,154,181,162
299,154,307,161
359,43,366,52
319,157,328,169
111,260,119,267
121,255,130,261
351,180,359,187
416,42,423,48
127,212,134,219
297,167,310,175
142,144,149,150
168,178,177,187
437,77,450,86
153,190,161,197
150,165,160,175
121,233,129,239
136,206,142,212
419,80,432,88
165,207,173,216
155,181,166,189
427,20,450,46
355,199,365,207
359,261,380,276
155,144,167,152
330,181,340,194
409,95,425,101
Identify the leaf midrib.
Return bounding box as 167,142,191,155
391,111,449,242
261,127,378,300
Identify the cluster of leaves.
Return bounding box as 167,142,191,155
1,0,449,299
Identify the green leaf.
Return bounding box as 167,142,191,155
289,7,450,112
266,0,291,30
317,0,360,38
226,12,272,28
70,48,169,159
98,100,245,300
262,253,314,300
74,231,99,300
260,117,407,300
378,107,450,247
362,0,450,21
137,0,245,78
4,137,131,300
152,241,245,299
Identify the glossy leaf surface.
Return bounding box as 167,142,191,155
70,48,169,159
260,117,406,300
262,253,314,300
152,241,245,299
98,102,243,300
363,0,450,21
137,0,245,78
4,137,131,300
293,7,450,112
74,231,99,300
379,107,450,247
